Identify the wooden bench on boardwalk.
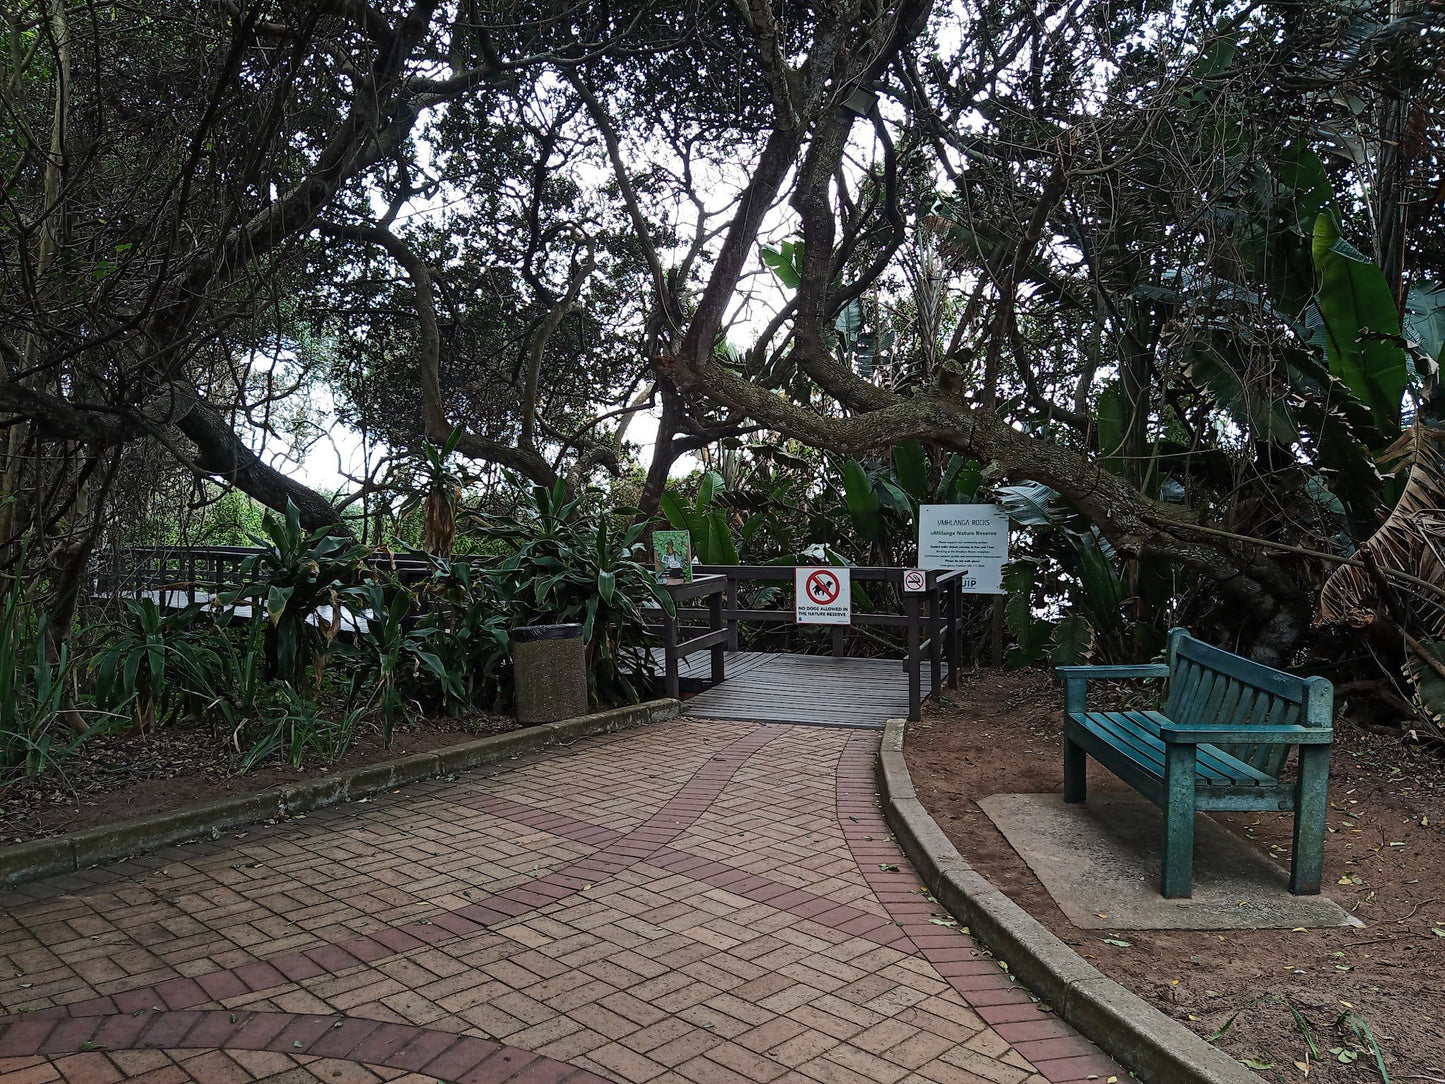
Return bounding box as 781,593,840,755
1058,627,1334,899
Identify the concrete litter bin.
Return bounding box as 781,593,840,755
512,623,589,724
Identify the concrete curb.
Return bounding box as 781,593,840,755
0,698,681,889
877,718,1264,1084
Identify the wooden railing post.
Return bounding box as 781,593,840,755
831,623,845,658
708,585,726,685
725,575,739,651
928,578,942,700
905,592,922,722
949,580,962,688
663,598,681,701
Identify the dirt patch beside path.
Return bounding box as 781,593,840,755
0,713,520,843
907,668,1445,1083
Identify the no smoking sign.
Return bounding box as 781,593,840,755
795,566,851,625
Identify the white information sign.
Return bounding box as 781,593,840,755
795,566,852,625
918,504,1010,594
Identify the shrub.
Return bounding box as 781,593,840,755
226,501,370,690
472,479,669,705
0,579,82,775
90,598,236,729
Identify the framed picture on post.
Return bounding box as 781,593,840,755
652,530,693,584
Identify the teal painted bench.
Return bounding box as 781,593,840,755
1057,628,1334,898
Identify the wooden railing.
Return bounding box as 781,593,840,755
94,546,436,607
100,549,965,721
651,565,963,721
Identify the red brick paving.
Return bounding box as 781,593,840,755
0,719,1126,1083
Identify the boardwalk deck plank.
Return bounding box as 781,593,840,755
679,651,944,729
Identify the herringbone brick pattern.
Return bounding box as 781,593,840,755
0,719,1125,1083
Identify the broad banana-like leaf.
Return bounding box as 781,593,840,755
1311,212,1408,437
842,459,885,542
697,470,723,511
875,478,913,515
1275,143,1332,232
761,240,803,289
1404,282,1445,369
661,486,738,564
1095,381,1128,473
891,440,929,502
1002,560,1051,669
996,481,1064,528
939,456,982,502
659,489,705,544
1049,615,1096,667
705,514,739,565
1406,639,1445,735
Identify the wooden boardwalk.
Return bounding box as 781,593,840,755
662,650,936,729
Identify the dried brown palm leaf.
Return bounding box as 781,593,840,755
1319,421,1445,632
1318,419,1445,727
423,484,458,557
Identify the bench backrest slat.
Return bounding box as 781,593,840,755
1165,628,1326,777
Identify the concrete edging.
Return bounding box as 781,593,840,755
878,717,1265,1084
0,698,681,889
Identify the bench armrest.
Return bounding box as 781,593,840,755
1056,664,1170,681
1158,722,1334,746
1059,663,1169,715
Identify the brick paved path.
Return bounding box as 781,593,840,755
0,720,1126,1084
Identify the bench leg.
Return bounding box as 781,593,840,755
1161,743,1197,898
1063,734,1087,803
1062,680,1087,804
1290,745,1330,895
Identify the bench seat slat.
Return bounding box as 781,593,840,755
1068,711,1274,786
1121,711,1266,784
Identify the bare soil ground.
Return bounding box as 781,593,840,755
0,712,520,843
907,668,1445,1084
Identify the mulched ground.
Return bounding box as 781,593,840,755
906,668,1445,1084
0,712,520,843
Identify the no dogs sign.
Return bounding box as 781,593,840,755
795,566,851,625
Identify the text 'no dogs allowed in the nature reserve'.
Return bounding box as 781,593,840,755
795,566,852,624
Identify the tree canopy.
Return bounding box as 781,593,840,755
3,0,1444,712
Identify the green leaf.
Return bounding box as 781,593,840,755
1407,638,1445,731
996,481,1063,528
938,456,981,502
1095,382,1127,471
598,569,616,604
1312,211,1408,437
1404,281,1445,366
1049,616,1095,666
761,240,803,289
266,584,294,627
660,489,706,542
842,460,885,542
875,478,913,515
1275,143,1333,233
706,515,739,565
891,440,928,501
697,471,724,511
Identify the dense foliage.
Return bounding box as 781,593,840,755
2,0,1444,747
0,482,670,775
